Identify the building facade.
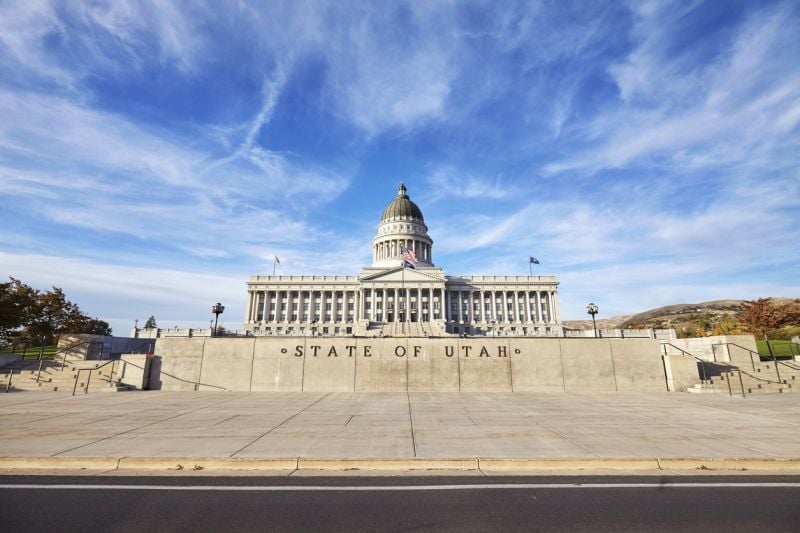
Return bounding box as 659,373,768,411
244,184,562,337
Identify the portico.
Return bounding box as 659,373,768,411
244,183,562,336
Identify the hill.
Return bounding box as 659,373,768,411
565,297,799,338
618,299,745,335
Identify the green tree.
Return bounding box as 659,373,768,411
143,315,158,329
0,278,38,343
0,277,113,344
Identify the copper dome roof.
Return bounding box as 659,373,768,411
380,183,424,222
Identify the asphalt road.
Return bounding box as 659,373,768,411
1,475,799,532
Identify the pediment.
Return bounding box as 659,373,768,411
359,266,445,283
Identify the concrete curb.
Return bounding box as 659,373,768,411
1,456,799,473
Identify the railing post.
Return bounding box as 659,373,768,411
85,370,91,394
726,370,732,396
36,359,44,383
738,371,745,398
5,370,13,393
72,369,80,396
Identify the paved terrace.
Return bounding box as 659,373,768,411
0,392,798,472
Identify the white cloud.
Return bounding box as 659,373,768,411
425,167,511,202
545,1,800,176
0,87,349,257
0,251,245,334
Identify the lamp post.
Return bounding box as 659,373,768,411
587,303,599,338
211,302,225,336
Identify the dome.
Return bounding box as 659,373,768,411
381,182,424,222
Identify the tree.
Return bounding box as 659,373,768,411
77,318,113,336
144,315,158,329
738,298,792,342
0,278,38,343
0,277,112,344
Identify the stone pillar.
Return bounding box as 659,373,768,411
427,287,432,322
544,291,551,322
553,290,560,322
468,291,474,325
525,291,531,324
501,291,508,323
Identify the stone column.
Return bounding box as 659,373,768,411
525,291,531,324
332,290,339,327
427,288,432,322
553,290,560,322
295,289,302,324
544,291,551,322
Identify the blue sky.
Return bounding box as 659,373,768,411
1,0,799,334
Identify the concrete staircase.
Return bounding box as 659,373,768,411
2,357,131,393
687,361,799,396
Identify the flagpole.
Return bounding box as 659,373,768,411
273,257,277,276
401,254,405,323
529,260,532,276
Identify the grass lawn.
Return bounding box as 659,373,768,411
0,345,58,359
756,339,800,358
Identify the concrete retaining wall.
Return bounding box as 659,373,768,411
150,337,669,392
662,355,701,392
665,335,758,365
58,334,155,360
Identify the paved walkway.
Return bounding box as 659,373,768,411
1,391,799,471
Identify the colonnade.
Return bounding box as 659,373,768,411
443,289,559,324
247,287,560,327
373,238,431,263
247,289,360,325
360,287,442,322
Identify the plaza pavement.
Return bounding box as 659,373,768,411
0,391,798,474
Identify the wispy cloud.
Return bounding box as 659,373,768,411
545,1,800,176
0,251,244,333
425,166,511,202
1,1,798,330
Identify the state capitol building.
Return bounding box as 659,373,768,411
244,184,563,337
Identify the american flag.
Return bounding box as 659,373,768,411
402,246,417,264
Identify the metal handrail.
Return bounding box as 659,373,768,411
119,357,231,391
55,341,104,370
725,369,746,397
70,357,231,394
5,369,13,393
661,343,709,383
71,359,122,395
712,342,786,384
